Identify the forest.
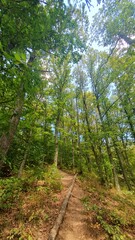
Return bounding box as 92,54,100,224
0,0,135,239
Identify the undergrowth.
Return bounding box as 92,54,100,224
81,174,135,240
0,164,62,240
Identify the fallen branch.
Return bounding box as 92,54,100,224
48,174,77,240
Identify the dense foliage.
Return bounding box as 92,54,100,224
0,0,135,191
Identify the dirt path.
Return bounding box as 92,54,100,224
56,171,93,240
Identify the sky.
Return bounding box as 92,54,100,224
87,0,100,22
86,0,105,50
64,0,105,51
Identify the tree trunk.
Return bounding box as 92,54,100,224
124,107,135,142
0,52,35,170
54,112,60,167
95,93,121,189
75,94,81,166
18,150,28,178
113,165,121,191
54,134,59,167
18,130,32,178
120,136,134,181
113,141,131,191
0,83,24,169
72,139,75,169
105,138,120,190
82,91,105,183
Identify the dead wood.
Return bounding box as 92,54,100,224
48,173,77,240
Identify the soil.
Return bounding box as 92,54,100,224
1,170,134,240
56,171,101,240
49,171,135,240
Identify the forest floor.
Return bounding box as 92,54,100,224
56,171,135,240
0,168,135,240
56,171,104,240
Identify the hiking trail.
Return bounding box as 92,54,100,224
50,171,93,240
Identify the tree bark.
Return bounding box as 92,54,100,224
82,91,105,183
113,141,131,191
54,112,60,167
72,139,75,169
18,149,28,178
0,52,35,170
105,139,120,191
0,82,24,169
18,129,32,178
124,107,135,142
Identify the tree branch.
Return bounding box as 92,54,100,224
102,95,122,119
118,33,135,46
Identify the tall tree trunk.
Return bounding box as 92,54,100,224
54,112,60,167
75,94,81,154
0,52,35,171
117,89,135,141
105,139,120,191
18,148,28,178
95,93,121,189
120,135,134,181
75,94,82,171
54,128,59,167
113,165,121,191
18,129,32,178
124,107,135,142
113,140,131,191
0,83,24,169
82,91,105,183
72,139,75,169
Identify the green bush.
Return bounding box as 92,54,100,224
0,177,34,210
45,164,62,191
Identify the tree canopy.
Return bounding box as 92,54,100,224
0,0,135,191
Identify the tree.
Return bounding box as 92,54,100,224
71,45,134,189
91,0,135,48
0,0,88,173
46,55,71,166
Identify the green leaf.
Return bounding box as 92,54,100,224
1,0,7,5
13,52,26,63
28,236,33,240
0,42,3,51
21,53,26,62
14,52,21,62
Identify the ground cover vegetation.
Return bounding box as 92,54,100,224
0,165,63,239
0,0,135,239
81,174,135,240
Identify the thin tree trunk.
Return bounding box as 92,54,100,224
72,139,75,169
105,139,121,191
18,130,32,178
82,91,105,183
113,165,121,191
120,136,134,181
75,94,81,158
54,112,60,167
113,141,131,190
124,107,135,141
75,94,82,171
54,129,59,167
18,149,28,178
96,94,121,190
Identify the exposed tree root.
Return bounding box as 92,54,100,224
48,174,77,240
